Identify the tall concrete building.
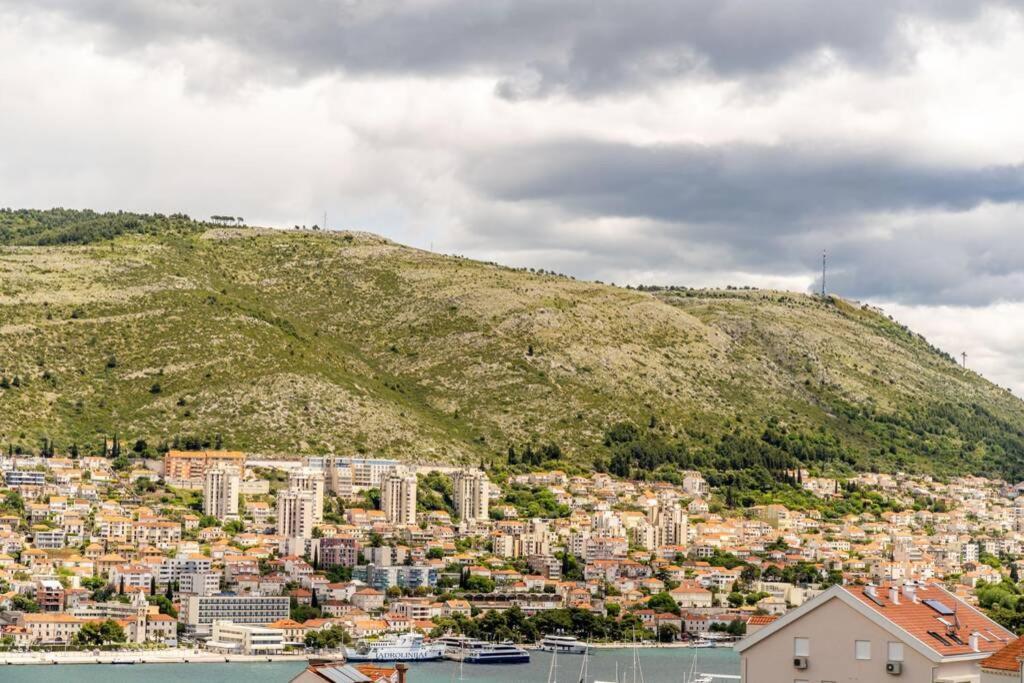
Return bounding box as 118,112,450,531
381,467,417,525
164,450,245,489
203,467,240,520
276,490,317,539
287,468,325,523
305,456,402,497
647,500,687,548
452,469,490,522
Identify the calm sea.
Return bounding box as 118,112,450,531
0,647,740,682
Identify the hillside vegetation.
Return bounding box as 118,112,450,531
2,209,1023,486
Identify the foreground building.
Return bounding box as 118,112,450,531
737,582,1014,683
982,637,1024,681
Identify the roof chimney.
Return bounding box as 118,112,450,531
903,583,917,603
889,586,900,605
397,663,409,683
865,584,877,599
970,632,980,652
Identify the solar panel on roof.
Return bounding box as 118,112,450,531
923,599,955,615
318,666,371,683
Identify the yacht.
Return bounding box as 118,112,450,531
540,634,588,654
439,635,531,664
344,632,446,661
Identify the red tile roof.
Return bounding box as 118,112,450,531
747,614,779,626
848,582,1013,658
982,636,1024,672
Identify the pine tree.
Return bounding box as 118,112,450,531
119,576,125,595
150,576,156,594
310,588,319,609
165,582,174,602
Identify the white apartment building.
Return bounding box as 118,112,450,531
277,490,317,539
452,469,490,522
32,529,66,550
288,468,325,524
381,467,417,525
307,456,402,497
159,554,214,587
179,571,222,596
208,621,285,655
179,594,290,636
203,467,241,520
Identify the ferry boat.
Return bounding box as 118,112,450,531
540,634,587,654
439,635,531,664
344,633,445,662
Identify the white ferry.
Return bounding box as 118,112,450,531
344,633,445,661
540,634,588,654
438,635,531,664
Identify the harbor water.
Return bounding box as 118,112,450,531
1,647,740,682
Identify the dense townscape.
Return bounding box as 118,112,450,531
3,445,1024,679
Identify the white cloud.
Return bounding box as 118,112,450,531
2,2,1024,395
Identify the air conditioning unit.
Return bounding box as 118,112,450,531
886,661,903,675
793,656,808,669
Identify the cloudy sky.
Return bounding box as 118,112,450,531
3,1,1024,392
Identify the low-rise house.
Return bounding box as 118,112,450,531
21,613,83,645
737,582,1014,682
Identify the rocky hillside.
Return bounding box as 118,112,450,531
1,209,1022,481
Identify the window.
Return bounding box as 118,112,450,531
855,640,871,660
888,642,904,662
794,638,810,657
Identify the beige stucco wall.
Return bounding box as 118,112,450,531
740,596,985,683
981,668,1020,683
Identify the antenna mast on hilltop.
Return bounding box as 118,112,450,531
821,250,827,298
962,352,967,369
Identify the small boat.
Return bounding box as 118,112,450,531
345,632,445,662
541,634,588,655
689,640,715,649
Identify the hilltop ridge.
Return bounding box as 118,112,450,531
1,209,1023,485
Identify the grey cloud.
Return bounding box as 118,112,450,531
457,139,1024,306
5,0,1019,97
465,140,1024,226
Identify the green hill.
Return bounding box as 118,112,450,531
2,208,1023,486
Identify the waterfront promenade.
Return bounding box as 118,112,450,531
0,648,313,666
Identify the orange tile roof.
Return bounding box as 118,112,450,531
848,583,1013,658
747,614,779,626
983,637,1024,672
